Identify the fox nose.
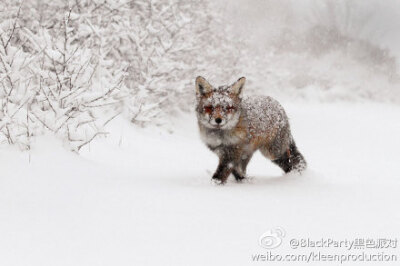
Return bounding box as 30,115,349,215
215,118,222,124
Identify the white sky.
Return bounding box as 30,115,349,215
216,0,400,59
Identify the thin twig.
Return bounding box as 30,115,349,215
77,131,108,151
4,2,22,51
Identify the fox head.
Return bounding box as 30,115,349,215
195,76,245,130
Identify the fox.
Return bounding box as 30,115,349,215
195,76,306,184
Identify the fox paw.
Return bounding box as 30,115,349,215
232,170,246,182
211,177,225,185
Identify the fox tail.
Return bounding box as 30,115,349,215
272,141,307,173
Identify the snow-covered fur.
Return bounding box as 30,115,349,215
195,76,307,184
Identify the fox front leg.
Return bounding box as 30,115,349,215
232,152,253,182
211,146,244,184
212,158,233,184
231,165,245,182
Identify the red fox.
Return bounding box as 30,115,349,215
195,76,306,184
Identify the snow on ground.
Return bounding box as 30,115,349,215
1,102,400,266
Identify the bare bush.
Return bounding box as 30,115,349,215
0,0,243,149
1,1,125,151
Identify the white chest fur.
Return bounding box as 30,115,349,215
199,127,241,148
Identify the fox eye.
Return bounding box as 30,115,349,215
204,105,213,113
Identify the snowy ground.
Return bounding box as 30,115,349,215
1,102,400,266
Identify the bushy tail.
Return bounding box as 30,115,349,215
272,142,307,173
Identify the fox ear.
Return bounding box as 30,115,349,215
195,76,212,95
231,77,246,95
